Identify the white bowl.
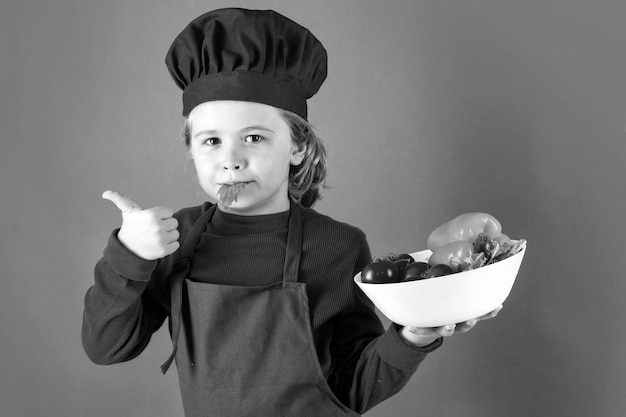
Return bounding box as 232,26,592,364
354,245,527,327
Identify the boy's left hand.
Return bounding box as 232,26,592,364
400,305,503,347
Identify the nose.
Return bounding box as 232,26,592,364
221,142,245,171
223,162,241,171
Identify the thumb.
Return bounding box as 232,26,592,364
102,190,142,213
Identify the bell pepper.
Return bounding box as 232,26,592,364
428,240,474,266
427,212,502,251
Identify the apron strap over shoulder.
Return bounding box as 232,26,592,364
282,200,303,283
161,204,216,374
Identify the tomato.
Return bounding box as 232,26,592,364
392,253,415,272
361,261,399,284
401,262,429,281
424,264,454,278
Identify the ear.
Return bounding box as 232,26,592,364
290,143,306,166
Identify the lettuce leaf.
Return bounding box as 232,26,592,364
217,182,247,209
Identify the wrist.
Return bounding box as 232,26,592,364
399,326,440,347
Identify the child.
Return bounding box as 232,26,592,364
82,8,499,416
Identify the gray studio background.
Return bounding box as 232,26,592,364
1,0,625,416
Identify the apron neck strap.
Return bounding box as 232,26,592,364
282,199,303,283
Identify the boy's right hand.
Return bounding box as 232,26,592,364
102,190,180,260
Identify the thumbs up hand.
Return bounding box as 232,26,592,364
102,190,180,260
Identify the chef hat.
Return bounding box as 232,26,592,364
165,8,328,120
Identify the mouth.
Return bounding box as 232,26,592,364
219,180,253,186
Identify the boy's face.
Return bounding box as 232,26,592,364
188,101,304,215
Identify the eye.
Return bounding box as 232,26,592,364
201,137,221,146
244,134,264,143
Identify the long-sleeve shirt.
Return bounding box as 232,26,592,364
82,203,441,414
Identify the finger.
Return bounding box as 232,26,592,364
455,319,477,333
164,229,180,243
406,326,440,337
102,190,141,213
436,324,456,337
161,217,179,232
165,240,181,255
477,305,503,322
408,323,456,337
151,206,175,220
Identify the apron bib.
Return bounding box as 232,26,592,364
161,201,359,417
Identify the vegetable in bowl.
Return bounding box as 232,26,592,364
362,212,527,284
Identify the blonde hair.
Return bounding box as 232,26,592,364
181,109,328,208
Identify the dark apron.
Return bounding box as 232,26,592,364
161,201,359,417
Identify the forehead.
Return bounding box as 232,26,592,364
188,101,286,131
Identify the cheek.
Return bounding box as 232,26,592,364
262,153,292,179
190,148,213,169
193,168,218,198
190,154,217,182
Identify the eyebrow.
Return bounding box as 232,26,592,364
242,125,275,133
193,126,276,138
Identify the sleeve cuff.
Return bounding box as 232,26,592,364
102,229,158,282
375,323,443,372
